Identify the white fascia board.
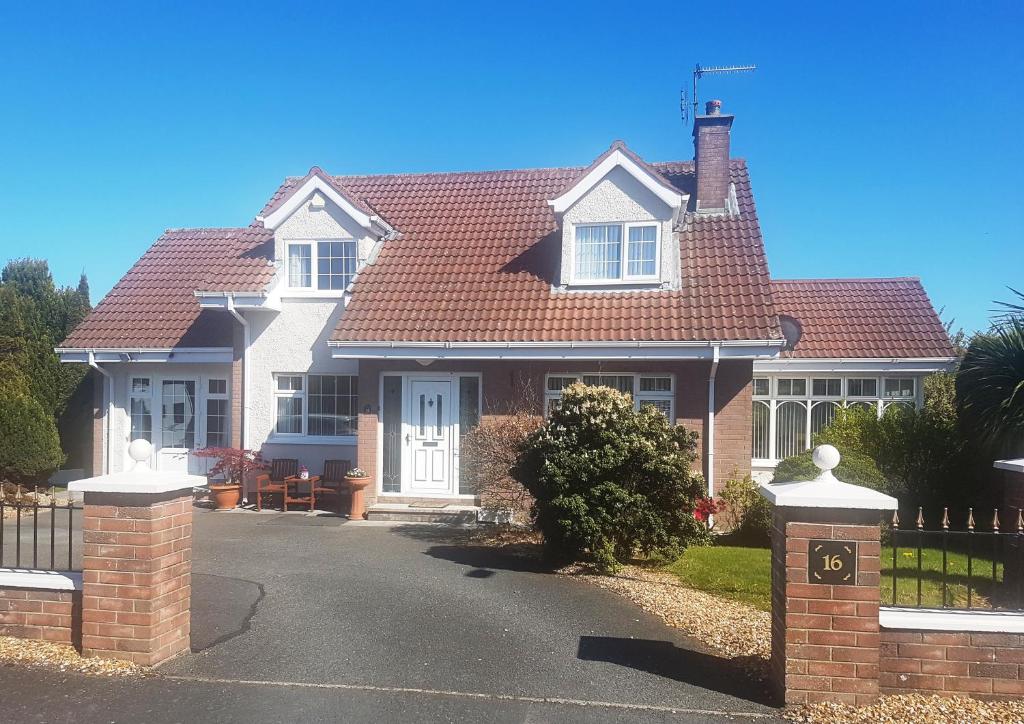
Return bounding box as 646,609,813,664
753,357,957,374
56,348,233,364
881,607,1024,634
0,569,82,591
548,150,686,214
329,339,785,361
262,176,373,231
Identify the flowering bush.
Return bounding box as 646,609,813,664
513,383,708,572
194,447,265,484
693,497,718,525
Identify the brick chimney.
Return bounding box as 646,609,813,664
692,99,734,212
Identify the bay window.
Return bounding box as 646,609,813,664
573,223,659,283
286,240,358,291
274,373,358,437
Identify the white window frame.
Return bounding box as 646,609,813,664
284,239,358,292
752,374,921,465
271,373,358,443
883,377,916,400
543,373,675,420
810,377,843,399
569,222,661,285
205,378,230,448
128,376,153,444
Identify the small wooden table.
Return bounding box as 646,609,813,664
283,475,320,511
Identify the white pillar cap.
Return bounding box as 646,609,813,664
759,445,898,511
69,439,206,494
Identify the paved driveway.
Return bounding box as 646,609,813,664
3,508,780,723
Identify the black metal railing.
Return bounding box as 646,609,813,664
887,506,1024,611
0,489,82,572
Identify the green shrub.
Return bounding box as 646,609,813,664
717,475,773,546
772,447,889,493
0,377,64,483
513,383,708,572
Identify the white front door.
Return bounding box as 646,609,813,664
405,378,453,494
157,379,198,473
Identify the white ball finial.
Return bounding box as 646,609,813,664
812,444,841,473
128,439,153,471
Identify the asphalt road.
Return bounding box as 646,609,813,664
1,508,781,723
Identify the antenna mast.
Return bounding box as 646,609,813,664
681,64,756,124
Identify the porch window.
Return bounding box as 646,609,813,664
286,240,357,290
458,376,480,495
161,380,196,449
129,377,152,443
205,378,229,447
751,374,921,462
573,223,659,282
273,373,357,437
544,373,674,419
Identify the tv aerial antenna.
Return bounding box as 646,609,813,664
680,64,756,124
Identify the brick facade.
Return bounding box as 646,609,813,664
356,359,754,505
0,587,80,645
880,629,1024,698
81,491,192,666
91,368,104,477
770,508,883,706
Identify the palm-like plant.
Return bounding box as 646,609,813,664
956,314,1024,457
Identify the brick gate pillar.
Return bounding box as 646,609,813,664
69,440,205,666
759,445,898,707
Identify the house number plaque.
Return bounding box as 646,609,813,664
808,540,857,584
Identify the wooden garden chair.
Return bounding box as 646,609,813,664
255,458,298,511
312,459,351,515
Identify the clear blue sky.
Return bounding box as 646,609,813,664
0,1,1021,335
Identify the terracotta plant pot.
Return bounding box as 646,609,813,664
346,476,371,520
209,483,242,511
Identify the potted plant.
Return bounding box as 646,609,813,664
345,467,371,519
194,447,266,511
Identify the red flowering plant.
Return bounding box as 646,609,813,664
693,497,719,528
193,448,266,485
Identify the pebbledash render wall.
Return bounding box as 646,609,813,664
354,358,753,506
245,300,357,474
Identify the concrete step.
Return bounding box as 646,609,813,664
365,503,479,525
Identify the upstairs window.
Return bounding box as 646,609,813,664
286,240,357,291
573,223,659,283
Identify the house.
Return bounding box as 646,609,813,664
57,100,956,513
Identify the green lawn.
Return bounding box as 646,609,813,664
663,545,773,611
664,544,1003,611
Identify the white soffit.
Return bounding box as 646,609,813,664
55,348,233,364
548,149,685,214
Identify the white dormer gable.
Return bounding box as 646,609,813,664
258,167,393,297
549,143,688,290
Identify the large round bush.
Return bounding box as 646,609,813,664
513,383,708,571
0,378,64,483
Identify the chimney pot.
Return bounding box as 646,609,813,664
706,99,722,115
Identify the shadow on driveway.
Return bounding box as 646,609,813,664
578,636,773,706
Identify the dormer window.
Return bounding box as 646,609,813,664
286,240,357,290
572,223,659,283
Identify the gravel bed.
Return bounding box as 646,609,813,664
560,563,771,679
0,636,144,676
785,693,1024,723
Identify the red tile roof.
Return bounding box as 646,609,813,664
275,159,780,343
770,278,955,359
60,227,274,349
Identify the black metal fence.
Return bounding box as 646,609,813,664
0,490,82,572
887,507,1024,611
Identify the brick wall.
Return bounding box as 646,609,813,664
356,359,754,502
81,492,192,665
880,629,1024,698
91,368,104,477
231,320,244,450
770,508,883,706
0,587,80,645
694,113,734,210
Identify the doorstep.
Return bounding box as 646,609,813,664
365,502,480,525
